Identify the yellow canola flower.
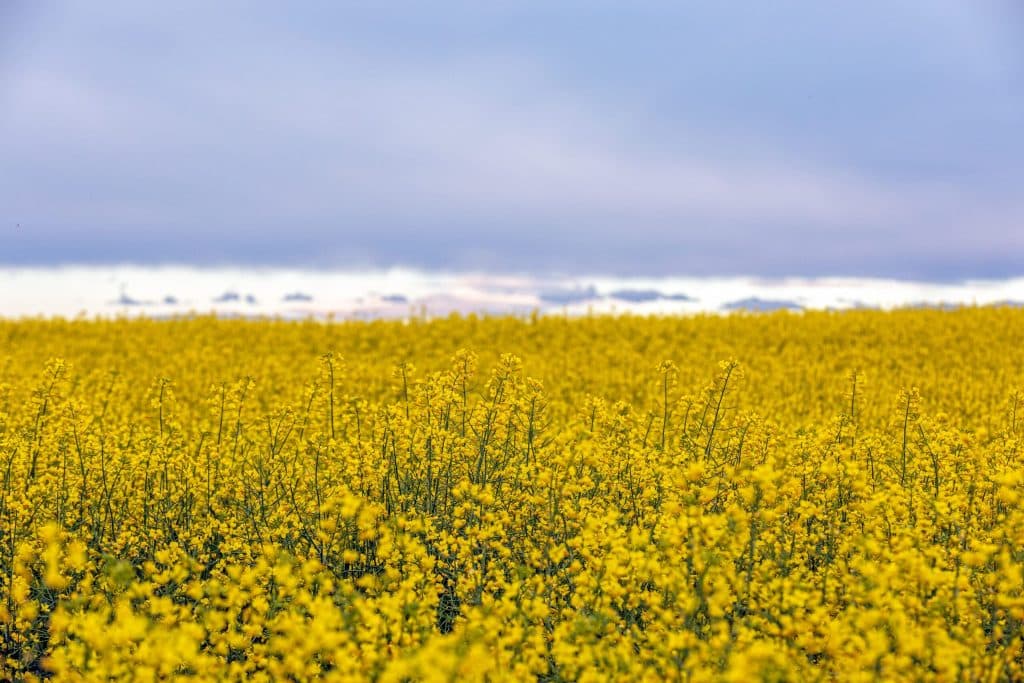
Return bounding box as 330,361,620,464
0,310,1023,680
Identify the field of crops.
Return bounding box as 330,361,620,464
2,309,1024,680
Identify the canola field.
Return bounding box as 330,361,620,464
2,309,1024,681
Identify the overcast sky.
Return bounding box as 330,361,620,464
1,2,1022,279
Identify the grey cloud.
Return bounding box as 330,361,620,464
1,2,1021,279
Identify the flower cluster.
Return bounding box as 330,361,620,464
1,309,1023,680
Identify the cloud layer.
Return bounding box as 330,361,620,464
2,266,1023,320
2,2,1022,278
